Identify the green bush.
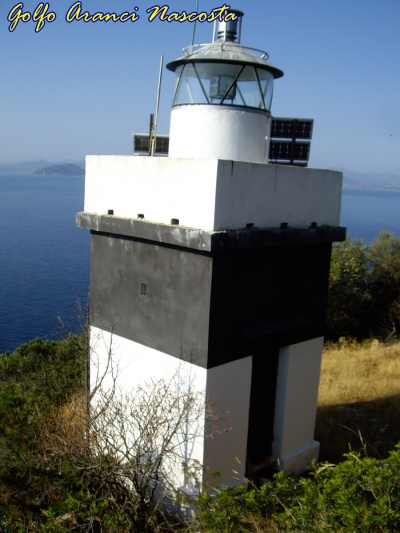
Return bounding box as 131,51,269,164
326,236,370,339
367,231,400,339
193,445,400,532
0,337,85,526
326,231,400,340
0,336,85,453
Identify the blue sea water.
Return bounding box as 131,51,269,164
0,172,399,354
341,187,400,244
0,172,89,353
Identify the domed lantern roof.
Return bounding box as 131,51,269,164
166,10,283,113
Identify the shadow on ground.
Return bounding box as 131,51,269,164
315,393,400,464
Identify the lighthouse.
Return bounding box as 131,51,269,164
77,10,344,488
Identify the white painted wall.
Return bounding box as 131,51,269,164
204,357,252,486
84,156,342,231
90,326,250,489
214,161,342,230
90,326,207,394
272,337,324,474
90,326,206,490
84,156,219,230
169,105,271,164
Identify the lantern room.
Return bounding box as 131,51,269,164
167,10,284,163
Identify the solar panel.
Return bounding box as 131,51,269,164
270,118,313,140
268,118,313,166
133,134,170,156
269,141,310,161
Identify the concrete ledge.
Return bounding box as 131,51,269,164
77,212,346,251
278,440,320,475
76,211,211,250
212,225,346,250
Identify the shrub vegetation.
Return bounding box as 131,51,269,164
0,337,86,530
326,231,400,340
191,446,400,532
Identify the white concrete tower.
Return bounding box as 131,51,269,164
77,8,345,490
167,10,283,163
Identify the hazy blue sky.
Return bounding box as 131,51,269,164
1,0,399,173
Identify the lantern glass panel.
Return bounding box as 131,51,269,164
173,62,273,111
210,75,236,100
235,66,263,108
192,63,243,103
172,65,184,103
256,69,274,111
174,64,209,105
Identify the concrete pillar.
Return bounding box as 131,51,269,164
273,337,324,474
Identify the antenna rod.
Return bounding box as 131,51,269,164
190,0,200,52
148,114,154,156
151,55,163,157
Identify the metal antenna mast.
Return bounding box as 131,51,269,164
150,55,164,157
190,0,200,52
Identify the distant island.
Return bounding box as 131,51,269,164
0,160,85,173
34,164,85,176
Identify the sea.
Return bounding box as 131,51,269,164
0,171,399,354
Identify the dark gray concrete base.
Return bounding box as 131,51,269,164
88,230,334,369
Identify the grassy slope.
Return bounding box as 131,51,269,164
316,340,400,464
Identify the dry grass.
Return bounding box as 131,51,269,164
315,339,400,464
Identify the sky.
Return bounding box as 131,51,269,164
0,0,399,173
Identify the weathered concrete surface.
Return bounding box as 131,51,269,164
77,212,345,251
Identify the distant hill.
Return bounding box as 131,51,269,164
335,169,400,190
34,164,84,176
0,160,85,173
0,160,52,172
